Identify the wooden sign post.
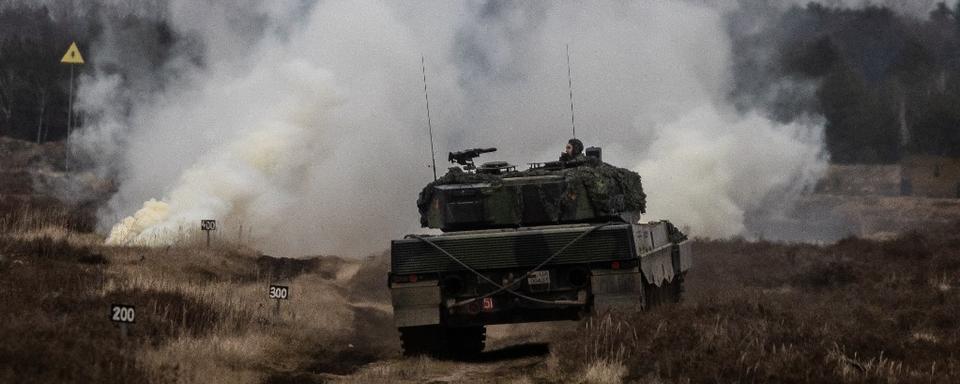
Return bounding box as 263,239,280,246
269,284,289,317
200,219,217,248
110,304,136,340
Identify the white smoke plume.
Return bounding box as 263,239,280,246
76,1,834,256
636,107,826,237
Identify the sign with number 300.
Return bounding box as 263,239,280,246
269,285,289,300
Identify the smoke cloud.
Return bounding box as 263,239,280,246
73,1,844,256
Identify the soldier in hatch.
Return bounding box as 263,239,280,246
560,138,586,162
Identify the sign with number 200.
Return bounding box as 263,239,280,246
110,304,136,323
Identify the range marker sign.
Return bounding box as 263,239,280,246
200,219,217,231
110,304,136,323
269,285,290,300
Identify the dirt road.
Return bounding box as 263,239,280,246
321,323,570,384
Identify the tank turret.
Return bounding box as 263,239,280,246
417,147,646,231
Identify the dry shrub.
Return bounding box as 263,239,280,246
791,260,857,288
582,359,627,384
880,231,931,260
1,235,102,264
825,343,929,382
0,201,98,234
102,288,229,340
546,312,637,382
139,333,273,384
255,254,322,281
583,313,636,366
109,244,262,285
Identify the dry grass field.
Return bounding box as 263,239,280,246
0,208,396,384
1,204,959,383
547,226,960,383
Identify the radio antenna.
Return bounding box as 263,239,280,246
566,44,576,139
421,54,438,181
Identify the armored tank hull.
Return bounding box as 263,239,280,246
390,152,691,357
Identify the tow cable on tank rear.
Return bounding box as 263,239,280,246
410,222,613,307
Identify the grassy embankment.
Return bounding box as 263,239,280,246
0,208,396,384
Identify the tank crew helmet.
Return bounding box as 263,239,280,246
566,138,584,156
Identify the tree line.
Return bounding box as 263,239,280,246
1,3,959,163
731,2,960,163
0,6,84,143
0,4,172,144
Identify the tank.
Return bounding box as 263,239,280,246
389,147,691,357
417,148,646,231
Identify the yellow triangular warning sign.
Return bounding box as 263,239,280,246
60,42,84,64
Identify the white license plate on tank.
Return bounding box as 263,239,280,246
527,270,550,285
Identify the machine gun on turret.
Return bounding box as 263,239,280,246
448,147,496,171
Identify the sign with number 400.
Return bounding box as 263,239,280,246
200,220,217,231
110,304,136,323
269,285,289,300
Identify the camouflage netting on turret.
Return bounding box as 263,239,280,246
417,163,646,228
416,167,504,226
524,162,646,215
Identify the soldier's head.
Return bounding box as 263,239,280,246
565,138,584,156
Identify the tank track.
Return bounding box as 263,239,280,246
399,325,486,358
